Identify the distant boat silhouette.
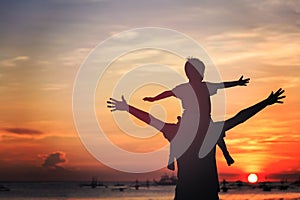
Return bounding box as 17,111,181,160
292,177,300,187
0,185,10,191
260,182,272,191
221,179,229,192
279,179,289,190
235,180,244,188
129,179,152,190
154,174,177,185
129,180,140,190
146,179,150,188
79,177,107,188
111,183,128,191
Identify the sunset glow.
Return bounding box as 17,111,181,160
0,0,299,182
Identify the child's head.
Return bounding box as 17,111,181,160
184,58,205,82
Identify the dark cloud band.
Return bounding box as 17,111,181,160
3,128,43,135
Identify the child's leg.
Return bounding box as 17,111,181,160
167,143,175,171
166,117,181,171
218,138,235,166
167,156,175,171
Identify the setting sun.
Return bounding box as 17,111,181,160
248,173,258,183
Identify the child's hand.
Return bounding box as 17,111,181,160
143,97,155,102
237,76,250,86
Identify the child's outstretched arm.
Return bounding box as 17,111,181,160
206,76,250,96
143,90,175,102
223,75,250,88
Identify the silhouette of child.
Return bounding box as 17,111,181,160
143,58,250,170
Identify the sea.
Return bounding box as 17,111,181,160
0,181,300,200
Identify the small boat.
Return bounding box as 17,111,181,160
261,182,272,191
145,179,150,188
79,177,107,188
221,179,229,192
0,185,10,191
293,177,300,187
279,179,289,190
154,174,177,185
129,180,140,190
235,180,244,188
279,184,289,190
111,183,128,191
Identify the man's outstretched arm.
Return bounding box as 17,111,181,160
199,88,285,159
107,96,165,131
224,88,285,131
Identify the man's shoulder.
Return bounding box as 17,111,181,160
172,82,190,92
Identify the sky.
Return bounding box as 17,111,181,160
0,0,300,182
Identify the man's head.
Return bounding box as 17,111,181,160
184,58,205,82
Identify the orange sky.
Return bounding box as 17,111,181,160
0,0,299,182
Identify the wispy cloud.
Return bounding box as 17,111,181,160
268,170,300,181
41,83,69,91
256,76,300,89
0,56,30,67
206,26,300,69
3,128,43,135
59,48,92,67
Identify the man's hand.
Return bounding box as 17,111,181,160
266,88,286,105
107,96,129,112
237,75,250,86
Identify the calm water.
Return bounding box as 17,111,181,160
0,181,300,200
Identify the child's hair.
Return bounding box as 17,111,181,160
185,58,205,77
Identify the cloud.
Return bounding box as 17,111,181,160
3,128,43,135
41,83,69,91
41,151,67,169
59,48,92,67
256,76,300,89
218,172,241,180
0,162,76,182
0,56,30,67
205,25,300,69
14,56,29,61
112,30,139,41
267,171,300,181
51,0,108,4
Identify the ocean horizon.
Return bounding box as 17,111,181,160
0,181,300,200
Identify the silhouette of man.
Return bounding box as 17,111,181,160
107,88,285,200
